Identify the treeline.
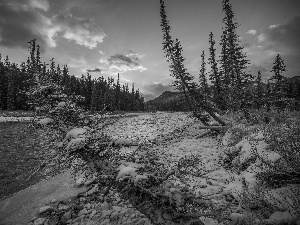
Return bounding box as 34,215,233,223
0,40,145,112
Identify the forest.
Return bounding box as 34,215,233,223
0,40,145,112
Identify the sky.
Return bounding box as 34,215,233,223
0,0,300,101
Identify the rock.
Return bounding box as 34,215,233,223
45,216,59,225
99,219,110,225
102,209,113,218
76,204,85,211
39,206,55,214
89,210,97,219
72,216,84,223
60,211,72,224
112,206,122,211
100,201,110,210
92,214,102,221
110,211,119,220
75,177,85,186
50,199,57,203
33,218,47,225
78,208,91,217
85,203,91,210
137,218,148,225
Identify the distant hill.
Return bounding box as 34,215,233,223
144,91,189,111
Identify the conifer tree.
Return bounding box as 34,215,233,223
254,70,264,109
208,32,223,109
270,54,287,100
199,50,209,102
219,0,253,110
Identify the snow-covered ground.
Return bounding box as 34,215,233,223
101,112,300,225
4,112,299,225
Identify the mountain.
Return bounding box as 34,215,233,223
144,91,189,111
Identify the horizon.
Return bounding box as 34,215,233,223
0,0,300,101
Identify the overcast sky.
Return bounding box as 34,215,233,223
0,0,299,100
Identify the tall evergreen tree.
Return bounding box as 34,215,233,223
254,70,264,109
199,50,209,102
208,32,223,109
270,54,287,97
219,0,253,110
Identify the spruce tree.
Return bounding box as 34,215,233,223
219,0,253,110
199,50,209,102
254,71,264,109
208,32,223,109
270,54,287,98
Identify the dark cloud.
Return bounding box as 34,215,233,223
108,54,139,67
105,52,146,72
0,0,47,49
0,0,106,50
86,68,101,73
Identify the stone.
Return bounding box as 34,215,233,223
39,206,55,214
92,214,102,221
72,216,83,223
100,201,110,210
60,211,72,224
137,218,148,225
33,218,47,225
89,210,97,219
78,208,91,217
99,219,110,225
112,206,122,211
85,203,91,210
75,177,85,186
110,211,119,220
101,209,113,218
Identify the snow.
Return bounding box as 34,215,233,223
116,161,145,181
57,101,66,107
22,111,297,224
0,116,34,122
66,137,86,150
115,165,137,181
63,127,88,143
266,211,295,224
37,118,54,125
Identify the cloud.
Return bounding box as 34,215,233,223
0,1,106,50
52,11,106,49
257,16,300,54
28,0,50,11
86,68,101,73
99,51,147,73
269,24,279,29
0,0,50,48
246,30,257,35
244,17,300,78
